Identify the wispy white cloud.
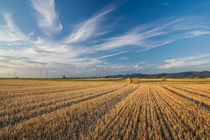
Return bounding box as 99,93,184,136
95,33,140,51
0,13,28,42
159,54,210,69
184,30,210,38
1,6,210,77
0,55,45,68
94,17,210,52
64,8,113,44
0,12,102,75
30,0,62,35
97,51,128,59
96,64,144,75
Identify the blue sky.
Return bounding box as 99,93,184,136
0,0,210,78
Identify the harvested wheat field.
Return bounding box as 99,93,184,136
0,79,209,139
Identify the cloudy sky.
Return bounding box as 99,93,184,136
0,0,210,78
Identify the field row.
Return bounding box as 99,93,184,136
0,80,209,139
83,84,209,139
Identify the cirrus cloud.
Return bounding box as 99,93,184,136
30,0,63,35
1,3,210,77
159,54,210,69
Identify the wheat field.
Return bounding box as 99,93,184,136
0,79,209,139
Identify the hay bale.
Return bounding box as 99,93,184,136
125,78,132,83
132,78,140,84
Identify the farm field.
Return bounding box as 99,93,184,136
0,79,209,139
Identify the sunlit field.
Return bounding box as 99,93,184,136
0,79,209,139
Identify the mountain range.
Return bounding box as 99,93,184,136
105,71,210,78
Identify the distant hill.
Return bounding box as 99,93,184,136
105,71,210,78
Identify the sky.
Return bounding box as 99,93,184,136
0,0,210,78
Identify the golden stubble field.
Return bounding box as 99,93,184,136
0,79,209,139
